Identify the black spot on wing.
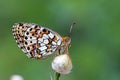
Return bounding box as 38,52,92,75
19,23,23,26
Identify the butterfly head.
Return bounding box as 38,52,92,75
62,22,75,47
62,36,71,46
59,22,75,54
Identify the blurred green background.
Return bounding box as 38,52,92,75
0,0,120,80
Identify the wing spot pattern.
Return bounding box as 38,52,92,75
12,23,62,59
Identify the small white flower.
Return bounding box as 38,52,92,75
10,74,24,80
52,54,72,74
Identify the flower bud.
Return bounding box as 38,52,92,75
52,54,72,74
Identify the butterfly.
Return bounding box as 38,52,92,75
12,22,75,60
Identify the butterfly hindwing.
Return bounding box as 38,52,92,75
12,23,62,59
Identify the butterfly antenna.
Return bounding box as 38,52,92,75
68,22,76,37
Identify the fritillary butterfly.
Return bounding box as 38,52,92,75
12,22,74,60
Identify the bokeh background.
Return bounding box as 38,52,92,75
0,0,120,80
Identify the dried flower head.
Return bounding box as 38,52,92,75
52,54,72,74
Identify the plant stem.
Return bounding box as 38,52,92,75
55,72,61,80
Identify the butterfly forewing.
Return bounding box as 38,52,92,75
12,23,62,59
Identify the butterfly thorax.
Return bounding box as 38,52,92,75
59,36,71,54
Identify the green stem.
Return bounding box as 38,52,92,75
55,72,61,80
